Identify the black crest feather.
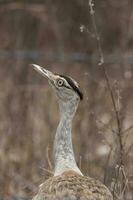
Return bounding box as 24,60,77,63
60,75,83,100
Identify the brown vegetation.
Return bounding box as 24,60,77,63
0,1,133,199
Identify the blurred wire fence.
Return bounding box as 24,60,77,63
1,50,133,64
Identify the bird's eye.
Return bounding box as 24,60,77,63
57,79,64,87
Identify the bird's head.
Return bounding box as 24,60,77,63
32,64,83,103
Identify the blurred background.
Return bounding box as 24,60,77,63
0,0,133,200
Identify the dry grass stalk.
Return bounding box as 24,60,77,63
87,0,129,199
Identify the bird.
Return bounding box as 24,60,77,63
32,64,113,200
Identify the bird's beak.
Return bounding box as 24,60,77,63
31,64,54,81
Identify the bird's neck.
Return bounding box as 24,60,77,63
53,99,82,176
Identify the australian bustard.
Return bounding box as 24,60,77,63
32,64,113,200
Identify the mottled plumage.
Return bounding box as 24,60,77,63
32,64,113,200
33,171,112,200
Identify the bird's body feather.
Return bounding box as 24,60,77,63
33,171,112,200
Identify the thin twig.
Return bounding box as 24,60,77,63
102,67,124,166
103,146,113,184
88,1,129,198
88,0,124,166
80,24,96,38
122,124,133,135
46,146,52,170
123,125,133,147
88,0,104,65
79,155,82,170
125,143,133,156
41,167,53,175
95,117,117,135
